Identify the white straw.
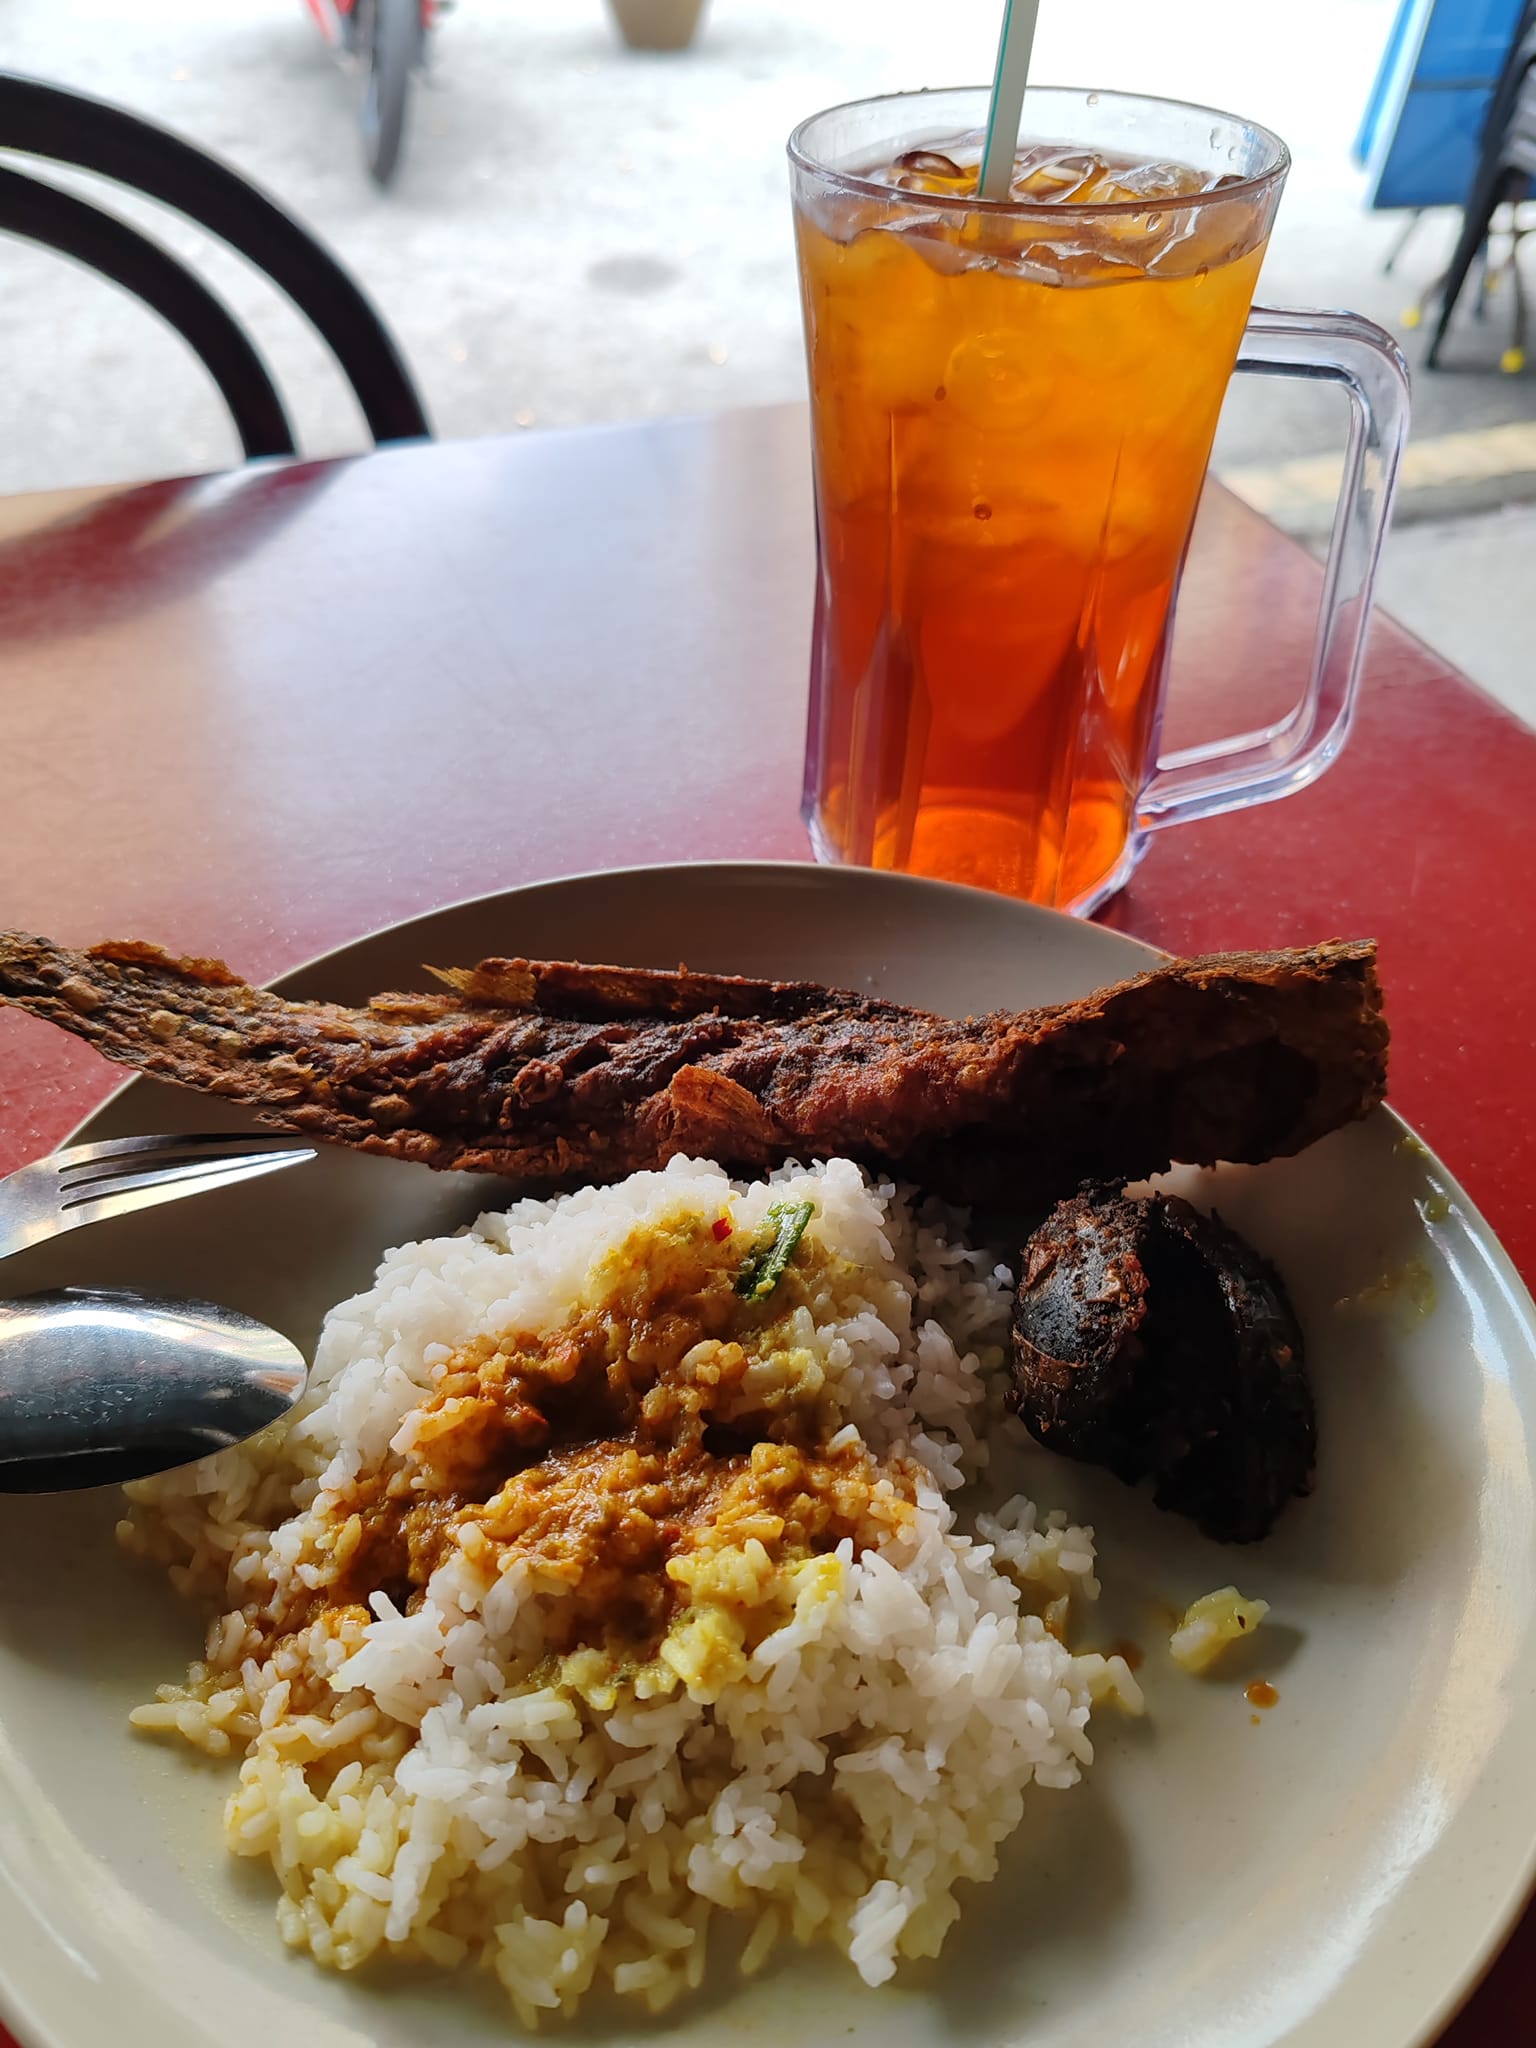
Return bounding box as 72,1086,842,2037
979,0,1041,199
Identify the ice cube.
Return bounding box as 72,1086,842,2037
798,185,902,246
892,149,967,181
1012,150,1106,203
1144,194,1266,280
1003,238,1148,288
890,217,979,276
941,327,1054,428
866,133,981,194
1084,159,1213,204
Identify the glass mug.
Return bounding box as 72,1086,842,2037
789,88,1410,913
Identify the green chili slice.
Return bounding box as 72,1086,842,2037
735,1199,814,1301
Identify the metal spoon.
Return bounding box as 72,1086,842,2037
0,1288,307,1492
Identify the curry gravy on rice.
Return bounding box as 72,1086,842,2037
313,1210,919,1690
122,1157,1140,2020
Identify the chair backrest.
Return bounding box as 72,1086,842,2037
0,73,429,457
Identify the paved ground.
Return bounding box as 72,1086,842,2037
2,0,1533,715
1376,502,1536,726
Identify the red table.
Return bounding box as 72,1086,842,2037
1,405,1532,2041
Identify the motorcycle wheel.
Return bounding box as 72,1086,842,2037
358,0,417,187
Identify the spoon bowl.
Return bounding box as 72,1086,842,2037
0,1288,307,1492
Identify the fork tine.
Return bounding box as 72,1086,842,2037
52,1130,309,1178
57,1149,315,1232
57,1147,316,1210
56,1140,310,1197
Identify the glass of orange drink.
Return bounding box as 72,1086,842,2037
790,88,1410,912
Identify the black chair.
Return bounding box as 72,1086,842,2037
1423,2,1536,371
0,73,430,460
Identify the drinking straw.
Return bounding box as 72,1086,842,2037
979,0,1041,199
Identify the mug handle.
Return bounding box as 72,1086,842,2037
1139,305,1411,834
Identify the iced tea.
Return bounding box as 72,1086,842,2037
794,115,1279,910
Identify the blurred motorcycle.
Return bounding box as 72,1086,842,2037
303,0,445,187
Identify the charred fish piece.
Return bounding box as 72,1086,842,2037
0,933,1387,1209
1009,1185,1315,1543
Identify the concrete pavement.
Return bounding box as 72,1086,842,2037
1374,501,1536,727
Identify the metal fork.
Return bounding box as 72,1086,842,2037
0,1132,317,1262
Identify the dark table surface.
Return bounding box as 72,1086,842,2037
1,404,1532,2043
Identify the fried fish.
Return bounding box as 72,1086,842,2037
0,932,1388,1207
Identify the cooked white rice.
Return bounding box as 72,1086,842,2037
122,1156,1141,2020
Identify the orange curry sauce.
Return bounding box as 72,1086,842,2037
299,1210,912,1665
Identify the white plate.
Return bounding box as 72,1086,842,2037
1,862,1534,2048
